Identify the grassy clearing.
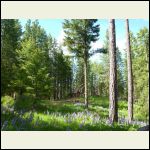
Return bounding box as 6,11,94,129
1,95,148,131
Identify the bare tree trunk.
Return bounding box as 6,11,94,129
109,19,118,122
91,73,94,96
54,78,58,100
60,80,63,99
84,56,88,108
13,92,16,100
125,19,133,123
146,41,149,119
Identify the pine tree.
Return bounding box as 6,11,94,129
17,20,50,98
125,19,133,123
108,19,118,122
131,28,149,121
63,19,100,108
1,19,22,96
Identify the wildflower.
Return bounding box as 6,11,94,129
15,126,20,131
19,110,24,116
9,107,14,112
106,119,113,126
28,114,33,122
119,117,125,124
66,127,71,131
67,118,72,124
79,123,83,129
35,120,39,127
11,118,17,126
1,121,8,130
20,118,26,127
47,110,49,115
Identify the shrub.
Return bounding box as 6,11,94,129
15,95,35,110
1,96,15,109
134,101,149,121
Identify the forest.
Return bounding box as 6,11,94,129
1,19,149,131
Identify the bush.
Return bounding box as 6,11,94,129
15,95,35,110
1,96,15,109
134,101,149,121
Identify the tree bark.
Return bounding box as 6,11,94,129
146,39,149,118
70,76,72,97
109,19,118,122
19,88,23,96
84,56,88,108
125,19,133,123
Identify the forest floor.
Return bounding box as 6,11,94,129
1,96,148,131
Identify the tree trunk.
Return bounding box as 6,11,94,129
69,76,72,97
109,19,118,122
54,78,57,100
19,88,23,96
84,56,88,108
13,92,16,100
125,19,133,123
146,40,149,117
90,73,94,96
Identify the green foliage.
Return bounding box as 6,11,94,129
134,101,149,121
63,19,100,58
1,96,15,109
16,20,50,98
12,20,73,100
88,30,125,98
15,95,35,110
130,27,149,119
1,19,149,131
1,96,142,131
63,19,100,106
1,19,22,95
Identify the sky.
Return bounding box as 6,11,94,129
19,19,149,63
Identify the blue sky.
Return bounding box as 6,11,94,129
19,19,149,62
19,19,149,41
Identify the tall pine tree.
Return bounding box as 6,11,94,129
108,19,118,122
63,19,100,108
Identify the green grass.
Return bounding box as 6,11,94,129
1,95,148,131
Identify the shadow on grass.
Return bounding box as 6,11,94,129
14,96,86,115
1,110,136,131
13,95,130,122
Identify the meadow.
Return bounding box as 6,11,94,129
1,95,148,131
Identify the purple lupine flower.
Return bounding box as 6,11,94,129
19,110,24,116
15,125,20,131
28,114,34,122
79,123,83,129
67,117,72,124
66,127,71,131
106,119,113,126
47,110,49,115
11,117,17,126
21,118,26,127
1,121,8,130
118,117,125,124
71,112,76,118
35,116,40,126
93,116,100,124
